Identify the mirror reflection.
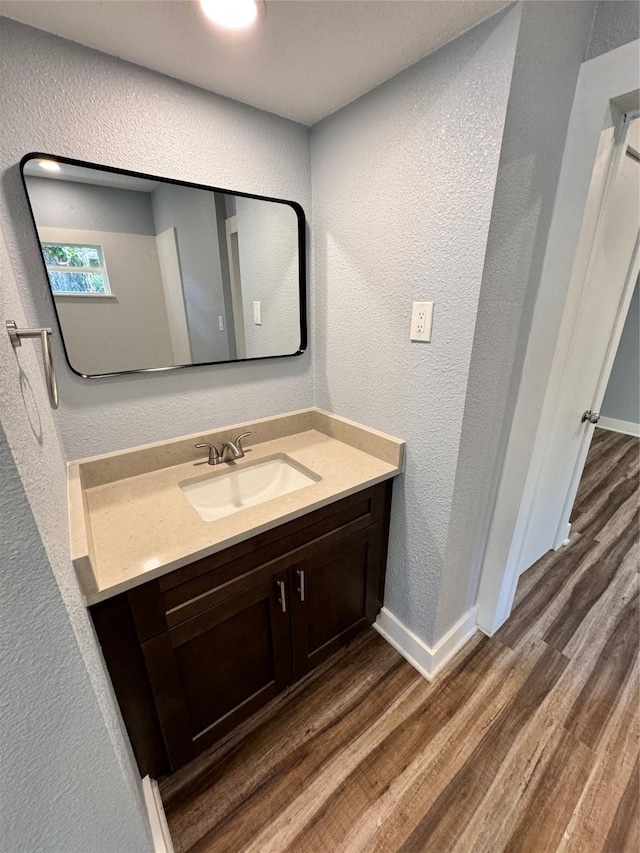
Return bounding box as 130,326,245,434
21,157,306,377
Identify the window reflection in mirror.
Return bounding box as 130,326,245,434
21,156,306,377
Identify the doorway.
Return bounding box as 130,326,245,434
507,122,639,642
598,274,640,437
476,37,640,636
518,115,639,571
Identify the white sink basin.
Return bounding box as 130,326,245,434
179,455,319,522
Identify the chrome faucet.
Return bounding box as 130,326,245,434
220,432,251,462
195,442,221,466
195,432,251,466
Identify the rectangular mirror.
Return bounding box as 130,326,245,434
21,154,307,378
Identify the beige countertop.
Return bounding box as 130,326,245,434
69,409,404,605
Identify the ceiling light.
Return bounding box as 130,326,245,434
200,0,258,29
38,159,61,172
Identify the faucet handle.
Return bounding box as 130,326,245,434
235,432,251,453
195,442,221,465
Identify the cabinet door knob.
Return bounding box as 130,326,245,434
296,569,306,602
276,580,287,613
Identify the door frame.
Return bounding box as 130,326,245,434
476,39,640,636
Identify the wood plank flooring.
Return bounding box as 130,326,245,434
160,428,639,853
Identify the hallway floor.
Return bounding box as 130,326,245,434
160,428,639,853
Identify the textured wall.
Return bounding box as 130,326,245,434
434,0,596,640
585,0,639,60
0,212,152,847
0,17,312,461
0,424,152,852
601,277,640,424
311,6,520,645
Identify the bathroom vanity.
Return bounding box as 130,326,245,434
69,409,404,776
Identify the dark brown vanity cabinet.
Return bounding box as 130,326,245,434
91,481,392,776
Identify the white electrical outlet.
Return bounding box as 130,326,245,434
410,301,434,342
218,315,224,331
253,301,262,325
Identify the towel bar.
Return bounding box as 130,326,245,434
6,319,59,410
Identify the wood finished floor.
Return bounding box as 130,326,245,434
160,428,639,853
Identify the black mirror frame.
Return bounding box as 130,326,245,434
20,152,308,379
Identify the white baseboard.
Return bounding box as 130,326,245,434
142,776,174,853
597,416,640,437
374,606,477,682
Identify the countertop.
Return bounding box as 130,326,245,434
69,409,404,605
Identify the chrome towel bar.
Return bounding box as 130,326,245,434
6,320,59,409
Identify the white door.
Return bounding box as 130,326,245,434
225,215,247,360
519,118,640,572
156,227,192,365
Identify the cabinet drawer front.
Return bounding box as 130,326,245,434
141,570,291,771
158,483,388,628
165,561,281,631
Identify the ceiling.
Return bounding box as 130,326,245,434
0,0,510,125
23,159,160,192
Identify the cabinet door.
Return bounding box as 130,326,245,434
290,523,384,679
141,568,291,771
